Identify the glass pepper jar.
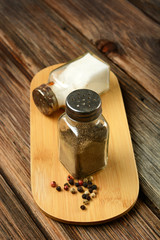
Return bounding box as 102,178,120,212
58,89,109,179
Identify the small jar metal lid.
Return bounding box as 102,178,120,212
32,84,58,115
65,89,102,122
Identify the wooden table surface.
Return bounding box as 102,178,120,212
0,0,159,239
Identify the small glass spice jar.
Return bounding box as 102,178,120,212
32,52,110,116
58,89,109,179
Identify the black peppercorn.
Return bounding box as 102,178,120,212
89,188,93,193
87,184,92,189
80,205,86,210
75,182,79,187
86,195,91,201
69,179,74,185
92,185,97,190
83,182,88,188
56,186,61,191
77,186,84,193
88,181,92,185
82,194,87,199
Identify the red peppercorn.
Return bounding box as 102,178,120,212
67,175,74,181
64,185,69,191
67,176,71,181
78,180,83,186
50,181,56,187
64,183,70,187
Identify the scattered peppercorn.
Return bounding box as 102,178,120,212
84,190,89,195
64,183,70,187
88,181,92,185
67,175,74,181
83,199,89,205
78,180,83,186
93,189,97,194
64,185,69,191
77,186,84,193
56,186,61,191
88,176,93,181
80,205,86,210
83,178,88,183
54,175,99,211
87,183,92,189
50,181,56,187
90,192,96,198
82,194,87,199
92,185,97,190
67,175,71,181
70,187,77,194
69,179,74,185
83,182,88,188
75,182,79,187
86,195,91,201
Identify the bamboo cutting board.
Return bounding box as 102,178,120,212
30,64,139,224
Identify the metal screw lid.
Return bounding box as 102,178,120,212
32,84,58,115
66,89,102,122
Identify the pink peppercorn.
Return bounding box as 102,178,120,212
64,185,69,191
50,181,56,187
78,180,83,186
67,175,74,181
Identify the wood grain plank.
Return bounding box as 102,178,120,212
0,175,46,240
0,35,159,240
128,0,160,24
0,51,71,240
0,0,159,209
120,80,160,209
45,0,160,101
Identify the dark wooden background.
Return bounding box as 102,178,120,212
0,0,159,239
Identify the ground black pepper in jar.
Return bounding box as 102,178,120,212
58,89,109,179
